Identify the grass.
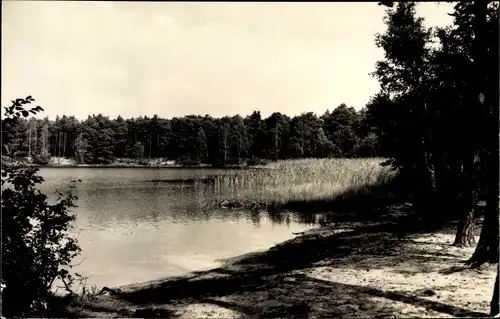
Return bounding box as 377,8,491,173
202,157,395,206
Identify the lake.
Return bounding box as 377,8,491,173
36,168,316,289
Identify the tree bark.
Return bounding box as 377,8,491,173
453,150,479,247
467,193,499,266
412,74,438,225
63,132,67,157
453,208,476,247
33,126,37,156
58,131,63,158
452,0,486,247
28,124,31,158
53,134,57,157
492,272,500,317
149,135,152,160
466,0,499,269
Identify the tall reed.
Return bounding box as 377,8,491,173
201,158,394,204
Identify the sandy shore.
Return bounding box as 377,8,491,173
54,203,495,318
2,161,251,169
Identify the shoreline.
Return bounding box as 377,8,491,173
109,223,331,293
1,163,259,169
51,206,494,318
2,156,270,170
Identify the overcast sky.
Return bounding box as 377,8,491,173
2,1,454,120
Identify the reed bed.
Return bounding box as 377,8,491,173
199,158,395,205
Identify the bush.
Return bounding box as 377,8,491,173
1,97,82,318
246,158,268,166
179,159,201,166
32,154,50,165
1,160,82,318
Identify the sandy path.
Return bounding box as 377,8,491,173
302,233,495,318
172,233,495,318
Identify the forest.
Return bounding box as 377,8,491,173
1,104,378,165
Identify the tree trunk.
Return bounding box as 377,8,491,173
63,132,67,157
453,151,478,247
53,134,57,157
414,97,438,224
59,131,63,158
467,194,499,266
34,126,38,156
223,134,227,165
492,272,500,317
149,135,152,160
452,208,476,247
466,0,499,268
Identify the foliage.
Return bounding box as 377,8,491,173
132,142,144,160
367,1,498,225
1,105,380,166
1,97,82,318
369,8,498,316
368,3,498,314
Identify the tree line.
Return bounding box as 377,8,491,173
1,104,379,165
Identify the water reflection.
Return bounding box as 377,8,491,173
37,168,318,288
250,209,261,227
41,170,325,229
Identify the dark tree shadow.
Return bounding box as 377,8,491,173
196,275,486,318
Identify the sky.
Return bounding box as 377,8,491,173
2,1,454,120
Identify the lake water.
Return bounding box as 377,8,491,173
37,168,316,289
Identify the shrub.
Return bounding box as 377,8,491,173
32,153,50,165
1,97,82,318
179,159,201,166
246,158,268,166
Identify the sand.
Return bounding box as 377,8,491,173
171,233,495,318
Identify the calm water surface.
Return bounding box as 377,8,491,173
38,168,315,288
